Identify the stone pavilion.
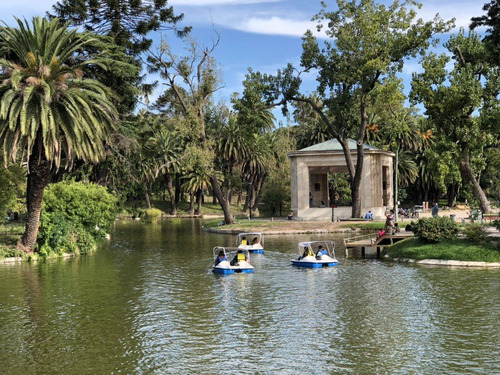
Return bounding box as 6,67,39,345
289,139,394,221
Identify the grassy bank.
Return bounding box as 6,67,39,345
202,218,385,233
385,238,500,263
202,219,336,232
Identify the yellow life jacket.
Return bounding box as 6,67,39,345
237,253,246,262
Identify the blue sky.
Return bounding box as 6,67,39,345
1,0,489,123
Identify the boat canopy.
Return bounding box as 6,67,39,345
237,232,264,246
213,246,250,258
298,241,335,257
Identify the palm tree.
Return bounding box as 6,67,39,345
181,170,217,215
396,149,418,187
145,125,182,214
0,17,118,253
242,135,272,215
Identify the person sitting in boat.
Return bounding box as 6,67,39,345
316,245,327,257
214,250,226,266
241,236,248,245
251,237,260,245
299,246,314,260
231,250,249,265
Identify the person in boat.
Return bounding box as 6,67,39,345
251,237,260,245
316,245,327,257
241,236,248,245
231,250,249,265
299,246,314,260
214,250,226,266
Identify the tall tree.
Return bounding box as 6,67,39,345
471,0,500,65
411,30,499,213
0,17,118,252
50,0,190,194
245,0,450,217
49,0,189,56
148,36,236,224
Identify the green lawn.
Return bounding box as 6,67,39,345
385,238,500,262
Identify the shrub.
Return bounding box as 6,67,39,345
141,208,163,223
412,216,459,243
463,223,490,245
38,211,77,256
39,181,118,256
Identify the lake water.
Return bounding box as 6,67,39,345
0,219,499,374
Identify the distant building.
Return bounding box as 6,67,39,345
289,139,394,221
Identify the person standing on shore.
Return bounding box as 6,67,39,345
432,203,439,217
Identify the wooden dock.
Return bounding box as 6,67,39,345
344,231,414,257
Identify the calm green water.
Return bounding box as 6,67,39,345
0,219,499,375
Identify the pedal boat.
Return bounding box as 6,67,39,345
212,246,254,275
291,241,338,268
237,232,264,254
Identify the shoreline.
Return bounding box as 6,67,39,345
387,257,500,268
201,226,357,235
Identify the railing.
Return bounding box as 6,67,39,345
343,232,378,246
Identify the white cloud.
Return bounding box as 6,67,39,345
235,16,317,37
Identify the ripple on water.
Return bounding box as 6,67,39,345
0,221,499,375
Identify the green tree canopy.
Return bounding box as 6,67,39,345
411,30,499,212
244,0,451,217
0,17,119,252
49,0,189,55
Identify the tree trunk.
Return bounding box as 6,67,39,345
447,183,458,208
145,192,152,209
242,183,250,213
350,175,362,218
174,175,181,205
164,173,177,216
210,174,234,224
195,189,202,215
460,151,491,213
416,182,423,204
188,192,195,216
350,100,368,218
252,174,266,214
19,159,52,253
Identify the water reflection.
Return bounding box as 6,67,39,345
0,219,498,374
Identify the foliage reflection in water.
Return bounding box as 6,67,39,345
0,219,498,374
